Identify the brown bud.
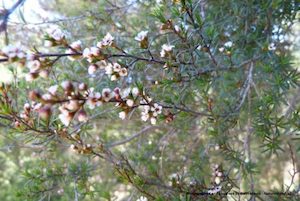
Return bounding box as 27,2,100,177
61,81,74,92
38,106,52,120
28,90,41,101
77,109,88,122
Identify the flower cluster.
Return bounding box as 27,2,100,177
44,28,67,47
212,164,223,185
0,45,26,63
104,62,128,81
135,31,148,49
25,54,52,81
82,33,128,80
140,98,162,125
115,87,140,120
83,46,103,62
71,143,93,154
207,185,222,194
136,196,148,201
96,33,114,48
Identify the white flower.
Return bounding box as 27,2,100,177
59,113,72,126
2,45,25,59
121,88,131,98
70,40,82,50
126,99,134,107
39,70,49,78
207,186,222,194
65,100,80,111
83,47,100,62
224,41,233,48
87,92,102,109
96,60,107,69
17,52,25,59
77,110,88,122
119,68,128,77
88,64,98,75
218,47,225,52
28,60,41,71
162,44,174,51
44,40,53,47
137,196,148,201
110,74,118,81
152,103,162,116
174,25,180,32
113,63,122,72
48,85,58,95
131,87,139,97
143,105,150,113
102,88,112,102
141,112,149,122
160,44,174,57
33,103,42,111
48,28,65,41
268,43,276,51
135,31,148,41
105,63,113,75
83,48,91,58
119,111,126,120
215,177,221,185
90,47,100,56
150,117,157,125
102,33,114,46
42,93,52,101
25,73,36,82
26,53,35,61
98,33,114,48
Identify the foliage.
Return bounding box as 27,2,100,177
0,0,299,200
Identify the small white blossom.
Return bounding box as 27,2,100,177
105,63,113,75
102,88,112,102
59,113,72,126
135,31,148,41
119,111,126,120
126,99,134,107
150,117,157,125
47,28,65,41
44,40,53,47
87,92,102,109
88,64,98,75
160,44,174,58
97,33,114,48
218,47,225,52
70,40,82,50
113,63,122,72
141,111,149,122
207,186,222,194
215,177,221,185
224,41,233,48
119,68,128,77
174,25,180,32
96,60,107,69
137,196,148,201
39,70,49,78
48,85,58,95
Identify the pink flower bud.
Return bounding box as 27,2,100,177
77,110,88,122
38,106,52,120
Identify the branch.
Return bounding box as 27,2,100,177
107,126,160,148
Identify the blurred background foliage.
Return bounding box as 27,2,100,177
0,0,299,200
